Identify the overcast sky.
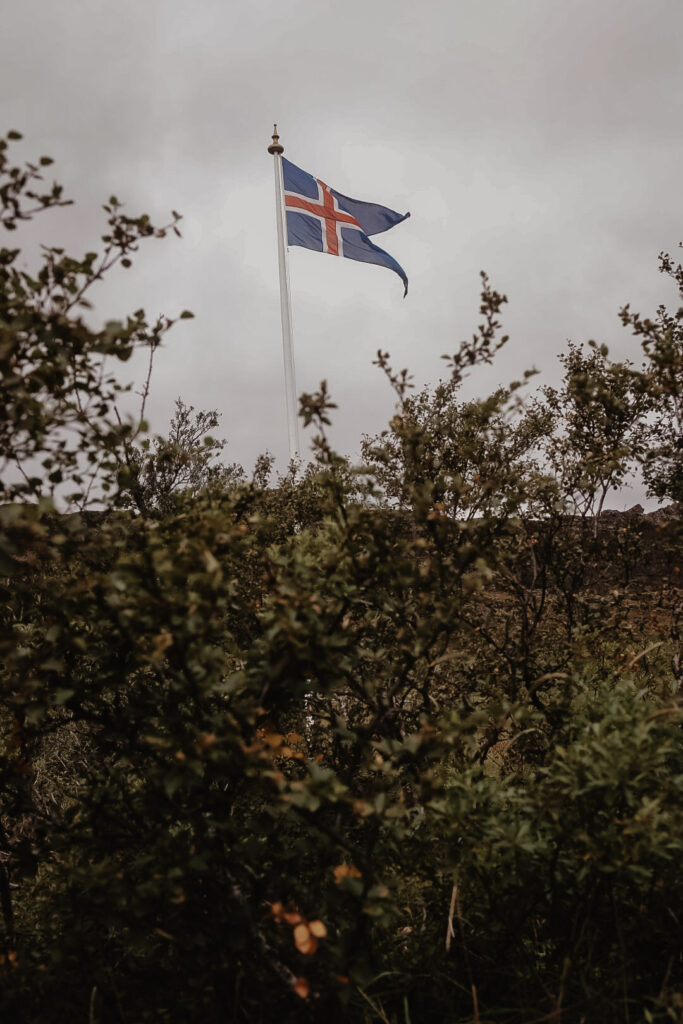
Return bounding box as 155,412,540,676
3,0,682,493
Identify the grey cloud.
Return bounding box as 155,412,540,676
1,0,682,486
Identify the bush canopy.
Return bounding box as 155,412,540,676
1,134,681,1024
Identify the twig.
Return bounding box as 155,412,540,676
620,641,664,674
445,882,457,951
12,456,40,499
471,983,480,1024
646,705,683,722
137,340,157,430
450,882,483,1024
357,986,392,1024
520,1010,562,1024
88,985,98,1024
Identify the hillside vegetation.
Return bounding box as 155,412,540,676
1,134,682,1023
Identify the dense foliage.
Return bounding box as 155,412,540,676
1,135,682,1023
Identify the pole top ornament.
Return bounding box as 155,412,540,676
267,124,284,155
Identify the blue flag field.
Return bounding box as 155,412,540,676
282,157,410,296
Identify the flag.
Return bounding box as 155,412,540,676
282,158,410,296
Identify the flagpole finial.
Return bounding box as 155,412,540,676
268,124,284,155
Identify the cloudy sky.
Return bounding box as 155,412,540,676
3,0,682,487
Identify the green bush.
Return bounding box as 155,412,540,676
1,135,681,1023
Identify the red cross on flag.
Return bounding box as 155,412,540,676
282,157,409,295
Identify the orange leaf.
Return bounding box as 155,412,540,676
333,863,362,883
294,977,310,999
308,919,327,938
196,732,216,751
152,631,173,656
293,923,317,955
283,911,303,925
270,901,285,921
352,800,373,817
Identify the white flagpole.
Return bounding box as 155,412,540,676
268,124,300,461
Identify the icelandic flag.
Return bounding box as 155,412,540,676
282,158,410,296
